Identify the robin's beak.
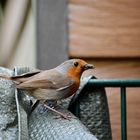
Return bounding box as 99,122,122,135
84,64,94,70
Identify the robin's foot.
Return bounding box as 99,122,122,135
54,113,73,120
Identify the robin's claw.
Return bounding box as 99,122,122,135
54,114,73,120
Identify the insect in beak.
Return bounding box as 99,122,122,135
84,64,94,70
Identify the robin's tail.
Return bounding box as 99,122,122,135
0,74,21,85
0,74,12,80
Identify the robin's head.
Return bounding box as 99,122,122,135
56,59,94,78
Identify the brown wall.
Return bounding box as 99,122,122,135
68,0,140,139
69,0,140,58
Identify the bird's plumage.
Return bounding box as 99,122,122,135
0,59,94,101
0,59,94,119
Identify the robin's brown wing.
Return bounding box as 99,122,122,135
16,69,74,90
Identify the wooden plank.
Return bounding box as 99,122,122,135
68,0,140,58
36,0,68,69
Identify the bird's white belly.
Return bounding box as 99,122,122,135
31,88,71,100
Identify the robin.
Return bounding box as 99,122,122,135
0,59,94,119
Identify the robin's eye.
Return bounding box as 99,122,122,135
74,62,79,67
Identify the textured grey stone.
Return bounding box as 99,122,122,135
29,105,97,140
0,67,18,140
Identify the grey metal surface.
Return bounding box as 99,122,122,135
68,77,112,140
79,87,112,140
29,105,97,140
0,67,18,140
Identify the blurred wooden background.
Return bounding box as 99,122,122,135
0,0,140,140
69,0,140,140
0,0,36,68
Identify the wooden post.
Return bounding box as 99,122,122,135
35,0,68,69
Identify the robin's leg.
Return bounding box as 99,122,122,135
30,100,73,120
29,100,40,115
40,101,72,120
